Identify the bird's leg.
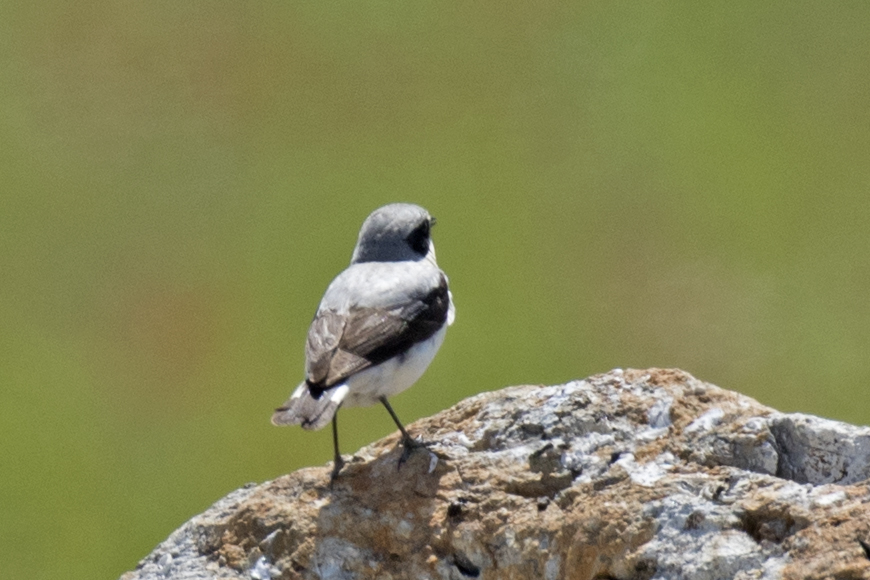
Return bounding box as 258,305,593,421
379,396,430,466
329,413,345,486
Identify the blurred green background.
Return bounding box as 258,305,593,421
2,1,869,578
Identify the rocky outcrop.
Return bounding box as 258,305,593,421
120,369,870,580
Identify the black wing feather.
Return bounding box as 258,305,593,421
305,274,449,398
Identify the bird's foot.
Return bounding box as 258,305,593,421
398,436,443,469
329,454,346,487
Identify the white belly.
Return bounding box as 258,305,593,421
341,324,448,408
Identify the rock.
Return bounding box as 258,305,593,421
119,368,870,580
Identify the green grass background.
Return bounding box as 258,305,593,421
2,2,869,578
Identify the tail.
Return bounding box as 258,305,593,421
271,382,349,431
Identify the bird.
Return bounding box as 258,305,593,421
271,203,455,482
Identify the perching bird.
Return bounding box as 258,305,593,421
272,203,455,482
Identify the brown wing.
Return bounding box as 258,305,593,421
304,274,450,398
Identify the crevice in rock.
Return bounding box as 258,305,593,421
684,510,705,530
609,451,627,464
446,497,469,521
633,558,658,580
769,420,804,484
452,552,480,577
738,507,805,544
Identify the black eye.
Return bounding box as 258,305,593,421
407,220,430,255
